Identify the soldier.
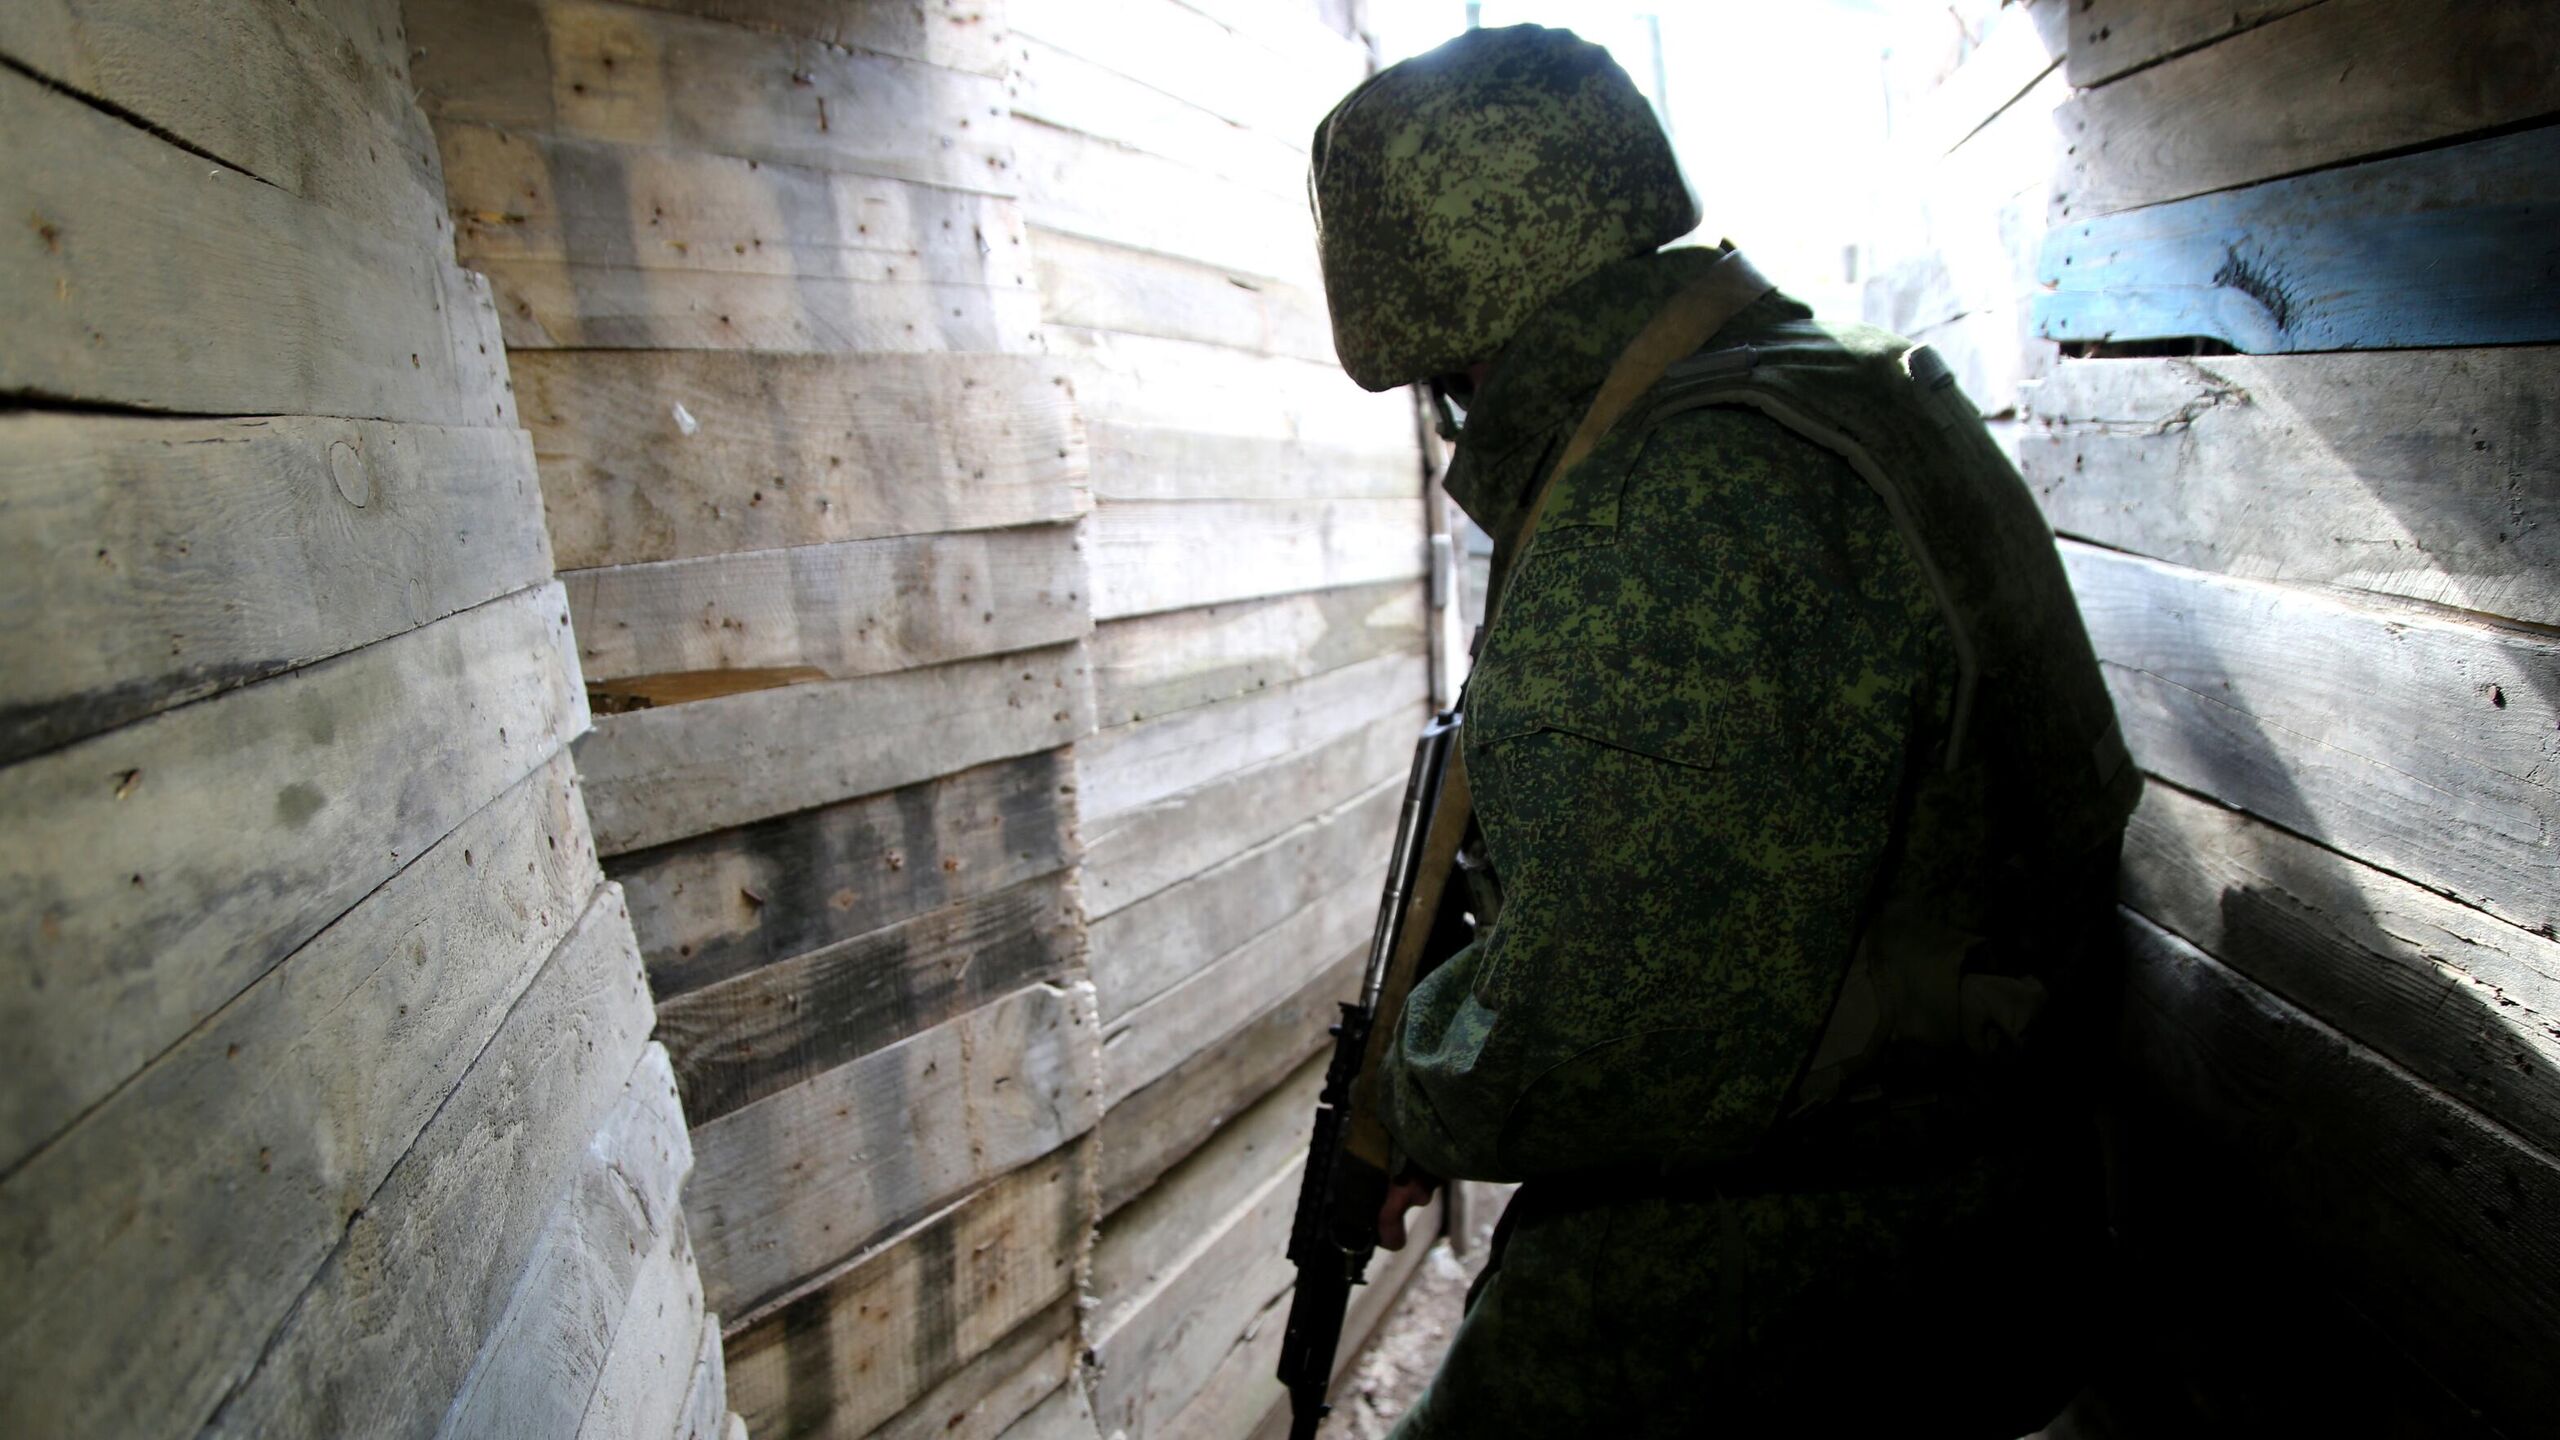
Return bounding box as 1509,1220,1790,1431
1307,25,2142,1437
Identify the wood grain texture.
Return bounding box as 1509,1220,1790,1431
601,0,1007,75
442,124,1041,352
1087,499,1425,620
2051,0,2560,222
515,349,1087,571
410,0,1015,194
687,981,1098,1315
1001,1380,1102,1440
571,1194,709,1440
1100,946,1356,1213
2120,912,2560,1433
658,871,1082,1122
2022,350,2560,625
2064,543,2560,936
724,1145,1090,1440
0,64,514,422
867,1298,1077,1440
2062,0,2319,87
575,641,1091,854
1083,704,1421,921
1032,227,1332,362
1091,581,1425,729
198,885,657,1440
616,749,1077,997
0,412,551,762
2124,781,2560,1161
2039,127,2560,352
1013,119,1318,287
0,0,446,239
1006,0,1361,142
0,756,596,1439
1077,648,1426,823
1049,327,1415,502
568,522,1090,684
0,582,584,1174
1007,36,1304,199
1089,1057,1320,1333
1091,779,1394,1023
439,1043,695,1440
1102,869,1370,1105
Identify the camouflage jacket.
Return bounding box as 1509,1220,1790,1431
1378,246,1965,1183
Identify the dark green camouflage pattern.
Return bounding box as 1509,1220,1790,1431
1372,248,2118,1435
1310,25,1698,391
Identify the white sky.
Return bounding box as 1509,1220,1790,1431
1365,0,1897,319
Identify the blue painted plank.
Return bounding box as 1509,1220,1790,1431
2036,126,2560,352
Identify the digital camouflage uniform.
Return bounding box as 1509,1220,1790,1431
1311,27,2139,1439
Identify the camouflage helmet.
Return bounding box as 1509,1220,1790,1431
1310,25,1700,392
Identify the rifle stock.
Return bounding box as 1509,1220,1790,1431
1276,711,1471,1438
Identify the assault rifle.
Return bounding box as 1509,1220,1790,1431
1276,709,1476,1440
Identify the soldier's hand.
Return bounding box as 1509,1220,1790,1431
1377,1171,1439,1250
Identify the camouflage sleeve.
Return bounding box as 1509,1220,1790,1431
1380,406,1955,1181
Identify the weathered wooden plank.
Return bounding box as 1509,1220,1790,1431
616,749,1077,997
601,0,1007,74
2123,781,2560,1161
2023,350,2560,625
0,757,597,1440
688,982,1098,1315
440,123,1040,352
2039,128,2560,353
1013,119,1318,286
2065,543,2560,935
1103,870,1370,1106
572,1202,708,1440
1090,1057,1321,1334
1007,37,1305,199
869,1298,1078,1440
2062,0,2319,87
1088,499,1425,620
2051,0,2560,222
198,885,657,1440
1032,228,1333,362
568,523,1090,687
1203,1197,1437,1440
1083,704,1421,921
1092,1149,1300,1438
410,0,1015,195
1101,946,1356,1213
670,1306,730,1440
1048,327,1415,501
658,871,1083,1123
1007,0,1360,142
439,1043,694,1440
724,1145,1090,1440
0,413,551,762
1092,779,1394,1023
1882,0,2057,162
0,0,446,239
515,348,1087,571
576,641,1091,854
2120,912,2560,1431
0,64,514,423
1077,648,1425,823
1091,581,1426,729
0,582,584,1173
1000,1380,1102,1440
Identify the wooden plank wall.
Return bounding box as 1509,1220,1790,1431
405,1,1432,1437
1009,2,1435,1435
0,1,727,1436
2012,3,2560,1432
